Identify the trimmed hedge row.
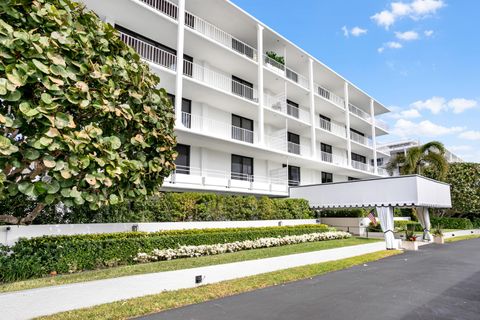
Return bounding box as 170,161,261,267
0,224,330,283
367,217,475,232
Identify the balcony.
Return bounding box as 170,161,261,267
181,112,258,144
351,160,374,173
315,84,345,109
119,32,177,71
318,151,348,167
263,55,309,89
264,93,310,123
377,167,389,177
350,131,373,148
165,165,289,195
349,103,371,123
375,118,389,131
287,141,301,155
316,117,347,139
140,0,257,62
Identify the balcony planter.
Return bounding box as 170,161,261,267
433,235,445,244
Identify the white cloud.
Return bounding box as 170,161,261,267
392,119,464,138
386,41,403,49
342,26,367,37
411,96,446,114
377,47,385,53
424,30,434,37
447,98,477,114
447,145,473,152
371,0,445,29
459,130,480,141
395,30,420,41
388,108,422,119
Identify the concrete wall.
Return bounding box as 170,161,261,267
0,219,319,246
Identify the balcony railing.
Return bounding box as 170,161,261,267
287,141,301,155
350,131,373,147
318,151,348,167
377,167,389,177
183,60,258,102
263,93,310,123
315,84,345,109
286,68,309,89
349,103,371,123
375,118,389,131
166,165,289,194
119,32,177,71
264,54,285,74
263,55,309,89
351,160,374,173
140,0,178,20
181,112,258,144
316,117,347,138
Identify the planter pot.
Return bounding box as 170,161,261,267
433,235,445,244
402,240,419,251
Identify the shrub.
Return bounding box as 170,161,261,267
472,219,480,229
318,208,368,218
430,217,473,230
0,224,330,283
367,220,422,232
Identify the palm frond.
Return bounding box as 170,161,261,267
405,147,423,174
385,154,406,176
422,152,449,180
421,141,446,155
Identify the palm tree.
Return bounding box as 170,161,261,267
386,141,449,181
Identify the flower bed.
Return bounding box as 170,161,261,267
135,231,351,262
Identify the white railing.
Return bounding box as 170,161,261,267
263,55,308,89
181,112,258,144
140,0,178,20
375,118,389,131
120,32,177,71
377,167,389,176
349,103,371,122
166,165,289,193
186,11,257,61
351,160,374,173
265,131,287,152
183,60,258,102
316,117,347,138
288,141,301,155
264,55,285,74
315,84,345,109
263,93,310,124
350,131,373,147
318,151,348,167
286,68,309,89
320,151,332,163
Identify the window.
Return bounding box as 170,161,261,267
286,69,298,83
185,12,195,29
288,165,301,186
231,154,254,181
231,38,254,59
350,128,364,136
232,75,254,100
322,172,333,183
351,152,367,164
168,94,192,128
319,114,331,131
287,132,300,154
232,114,254,143
174,144,190,174
348,176,359,181
286,99,299,118
320,143,333,162
370,158,385,166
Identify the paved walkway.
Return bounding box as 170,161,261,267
1,242,386,320
141,238,480,320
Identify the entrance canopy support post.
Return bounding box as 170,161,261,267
376,206,396,250
416,207,432,241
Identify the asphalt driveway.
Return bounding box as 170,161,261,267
138,238,480,320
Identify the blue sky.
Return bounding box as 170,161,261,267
231,0,480,162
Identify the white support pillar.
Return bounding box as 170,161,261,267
344,82,352,166
376,206,396,250
370,98,378,174
174,0,186,127
308,58,317,158
257,24,265,145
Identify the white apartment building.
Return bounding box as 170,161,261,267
81,0,391,197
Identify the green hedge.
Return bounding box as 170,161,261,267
318,209,367,218
430,217,473,230
0,224,330,283
31,193,313,224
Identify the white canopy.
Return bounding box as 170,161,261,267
289,175,452,209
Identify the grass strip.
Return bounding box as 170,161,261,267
0,237,379,293
445,234,480,243
37,250,401,320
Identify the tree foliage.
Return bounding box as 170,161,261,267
0,0,176,224
385,141,449,181
445,163,480,218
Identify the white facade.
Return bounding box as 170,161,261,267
81,0,391,196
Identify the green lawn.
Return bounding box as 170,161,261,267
1,237,380,294
37,250,400,320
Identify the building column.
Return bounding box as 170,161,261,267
344,82,352,166
308,58,317,158
174,0,186,127
370,98,378,174
257,24,265,145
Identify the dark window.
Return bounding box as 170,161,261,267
168,94,192,128
321,143,332,154
175,144,190,174
371,158,385,166
185,12,195,28
348,176,359,181
350,128,365,137
286,99,299,118
288,165,301,186
232,75,254,100
231,38,254,59
232,114,254,143
287,132,300,154
322,172,333,183
318,87,331,100
319,114,332,131
286,69,298,83
352,152,367,164
231,154,254,181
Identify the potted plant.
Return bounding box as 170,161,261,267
433,226,444,244
264,51,285,74
402,228,419,251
